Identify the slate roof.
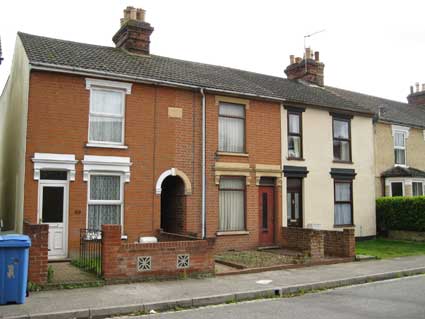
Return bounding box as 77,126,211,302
326,86,425,129
17,32,371,115
381,166,425,178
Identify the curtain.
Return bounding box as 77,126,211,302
219,103,245,153
413,182,424,196
334,183,352,225
287,193,292,220
288,136,301,157
334,140,350,161
288,114,300,133
394,132,405,147
219,178,245,231
333,120,348,138
88,205,121,230
89,89,123,143
394,149,405,165
90,175,120,200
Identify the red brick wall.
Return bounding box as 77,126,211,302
280,227,355,259
280,227,324,260
102,224,214,281
23,221,48,284
24,71,282,257
323,228,355,257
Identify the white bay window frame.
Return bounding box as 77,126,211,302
85,78,132,149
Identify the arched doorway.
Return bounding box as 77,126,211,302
160,175,186,233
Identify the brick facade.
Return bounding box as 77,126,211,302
23,221,48,284
102,224,215,281
24,71,282,257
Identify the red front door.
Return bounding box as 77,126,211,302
258,186,275,246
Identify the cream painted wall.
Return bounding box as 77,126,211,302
374,122,425,197
0,36,30,232
281,106,376,237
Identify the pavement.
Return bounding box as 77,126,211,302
136,275,425,319
1,255,425,319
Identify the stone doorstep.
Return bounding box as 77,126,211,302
8,267,425,319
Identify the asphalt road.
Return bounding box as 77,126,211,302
137,275,425,319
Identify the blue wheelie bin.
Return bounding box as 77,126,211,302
0,234,31,304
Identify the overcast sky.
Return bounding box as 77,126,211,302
1,0,424,102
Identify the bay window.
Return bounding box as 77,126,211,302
413,182,424,196
218,102,245,153
219,177,245,231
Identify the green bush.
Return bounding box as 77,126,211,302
377,196,425,233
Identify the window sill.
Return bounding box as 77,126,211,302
333,224,355,228
216,230,249,236
216,151,249,157
333,160,354,164
287,157,305,161
121,235,128,240
86,143,128,150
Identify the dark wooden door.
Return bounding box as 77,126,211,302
258,186,275,245
287,178,303,227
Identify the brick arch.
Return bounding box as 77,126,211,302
155,168,192,195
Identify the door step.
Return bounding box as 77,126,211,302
257,245,280,251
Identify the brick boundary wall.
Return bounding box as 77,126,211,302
280,227,355,259
102,225,215,282
23,221,49,285
323,228,355,257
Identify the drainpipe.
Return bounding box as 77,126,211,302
200,88,206,239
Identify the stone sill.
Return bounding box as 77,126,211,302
86,143,128,149
216,151,249,157
216,230,250,236
333,224,355,228
333,160,354,164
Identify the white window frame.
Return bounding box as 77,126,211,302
85,78,132,149
391,125,409,167
86,172,124,232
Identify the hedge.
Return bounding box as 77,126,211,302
376,196,425,233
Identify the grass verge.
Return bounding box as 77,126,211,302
356,238,425,259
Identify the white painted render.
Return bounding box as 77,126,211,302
0,36,30,232
281,106,376,237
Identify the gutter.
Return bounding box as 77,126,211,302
200,88,206,239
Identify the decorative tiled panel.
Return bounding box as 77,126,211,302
137,256,152,272
177,254,190,269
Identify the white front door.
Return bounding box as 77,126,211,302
38,181,69,259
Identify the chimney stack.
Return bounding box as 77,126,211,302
112,6,154,55
284,48,325,86
407,82,425,106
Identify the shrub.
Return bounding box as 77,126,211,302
377,196,425,233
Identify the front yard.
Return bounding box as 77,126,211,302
356,238,425,259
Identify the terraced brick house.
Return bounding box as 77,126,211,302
0,7,383,262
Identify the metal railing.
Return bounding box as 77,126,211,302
75,229,102,277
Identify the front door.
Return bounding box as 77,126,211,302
38,181,68,259
258,186,275,245
287,178,302,227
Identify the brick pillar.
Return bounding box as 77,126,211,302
343,228,355,257
23,221,49,285
309,231,325,260
101,224,122,280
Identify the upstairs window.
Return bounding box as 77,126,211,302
333,118,351,162
393,131,406,166
218,102,245,153
89,88,125,144
86,78,132,147
288,111,302,158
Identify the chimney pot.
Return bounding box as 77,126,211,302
314,51,320,61
305,47,312,60
289,55,295,64
410,86,414,94
422,83,425,92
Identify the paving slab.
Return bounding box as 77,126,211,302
1,255,425,319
